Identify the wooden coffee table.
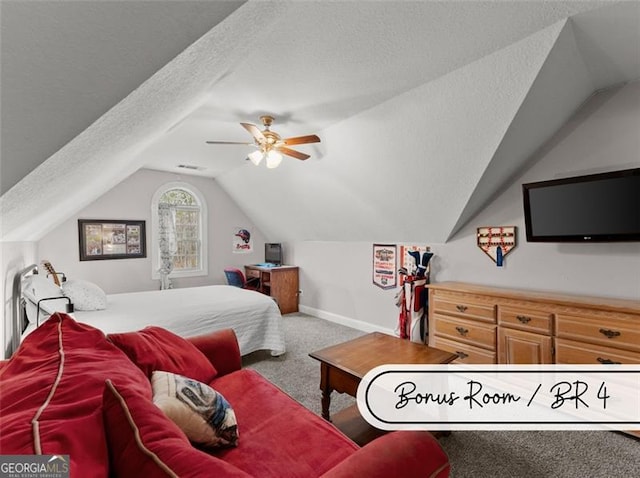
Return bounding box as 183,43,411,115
309,332,457,444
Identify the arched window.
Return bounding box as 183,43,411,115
151,182,207,280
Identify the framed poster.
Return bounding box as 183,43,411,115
78,219,146,261
372,244,397,289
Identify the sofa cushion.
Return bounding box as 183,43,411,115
152,371,238,448
0,314,150,478
210,369,359,477
103,379,251,478
108,326,217,383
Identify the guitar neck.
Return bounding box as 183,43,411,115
41,261,61,287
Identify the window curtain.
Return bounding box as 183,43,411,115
158,203,177,290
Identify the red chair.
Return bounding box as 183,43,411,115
223,268,260,291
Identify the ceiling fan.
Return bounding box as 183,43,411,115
206,115,321,168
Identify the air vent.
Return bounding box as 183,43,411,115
177,164,204,171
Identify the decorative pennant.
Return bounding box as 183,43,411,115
477,226,516,267
372,244,397,289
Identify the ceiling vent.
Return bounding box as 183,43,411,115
177,164,204,171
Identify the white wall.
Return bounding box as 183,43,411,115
1,241,37,357
37,169,267,294
292,81,640,333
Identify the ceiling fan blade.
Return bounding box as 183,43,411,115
277,146,310,161
240,122,266,144
206,141,254,145
282,134,321,146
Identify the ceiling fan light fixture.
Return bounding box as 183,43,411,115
248,150,264,165
206,115,320,167
266,150,283,169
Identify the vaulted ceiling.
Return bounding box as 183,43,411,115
1,1,639,243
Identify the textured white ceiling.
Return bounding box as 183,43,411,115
0,0,246,194
1,1,639,243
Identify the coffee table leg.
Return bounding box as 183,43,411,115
320,363,332,420
321,387,333,420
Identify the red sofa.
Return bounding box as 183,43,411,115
0,314,450,477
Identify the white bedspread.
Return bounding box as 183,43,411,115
70,285,285,356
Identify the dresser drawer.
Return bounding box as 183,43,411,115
555,313,640,352
431,336,496,364
432,315,496,350
498,306,552,335
555,338,640,364
432,298,496,324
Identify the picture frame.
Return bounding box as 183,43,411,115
78,219,146,261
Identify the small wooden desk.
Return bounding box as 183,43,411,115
244,265,299,314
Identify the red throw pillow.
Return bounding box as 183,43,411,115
108,326,217,383
103,379,251,478
0,314,151,478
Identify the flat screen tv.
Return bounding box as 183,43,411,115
265,243,283,265
522,168,640,242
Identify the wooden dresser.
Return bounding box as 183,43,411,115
428,281,640,365
428,281,640,437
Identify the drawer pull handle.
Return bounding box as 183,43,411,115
597,357,621,365
455,326,469,336
456,305,468,312
599,328,621,339
456,351,469,359
516,315,531,324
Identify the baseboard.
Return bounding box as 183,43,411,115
299,305,395,336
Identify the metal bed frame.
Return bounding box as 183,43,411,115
9,263,38,357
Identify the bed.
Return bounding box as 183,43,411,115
12,264,285,358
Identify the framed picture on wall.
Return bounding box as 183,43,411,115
78,219,146,261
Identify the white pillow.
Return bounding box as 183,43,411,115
22,275,67,323
62,279,107,311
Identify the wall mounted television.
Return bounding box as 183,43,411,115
522,168,640,242
264,243,283,265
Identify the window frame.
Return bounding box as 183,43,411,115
151,182,208,280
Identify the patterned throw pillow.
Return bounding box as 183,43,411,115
151,371,238,448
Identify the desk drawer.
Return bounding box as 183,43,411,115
245,268,260,279
433,315,496,350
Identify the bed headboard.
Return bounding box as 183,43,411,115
9,264,38,357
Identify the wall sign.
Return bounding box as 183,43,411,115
233,227,253,253
373,244,397,289
477,226,516,267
